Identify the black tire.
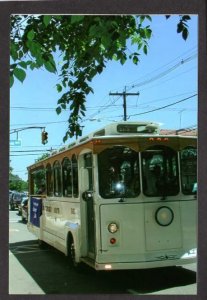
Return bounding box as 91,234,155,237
68,236,82,269
21,216,26,223
10,203,15,211
68,237,76,266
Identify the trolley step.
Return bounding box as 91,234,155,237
80,257,95,268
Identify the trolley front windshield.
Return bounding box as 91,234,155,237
98,144,197,199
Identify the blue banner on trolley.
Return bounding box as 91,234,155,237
30,197,42,227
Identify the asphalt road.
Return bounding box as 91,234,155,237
9,210,197,295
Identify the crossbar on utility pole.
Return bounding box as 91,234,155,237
109,88,139,121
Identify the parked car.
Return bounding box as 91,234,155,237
10,192,26,211
20,198,28,223
17,196,28,216
9,190,13,200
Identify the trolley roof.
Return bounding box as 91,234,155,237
27,121,197,170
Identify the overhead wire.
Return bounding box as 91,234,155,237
118,94,197,118
10,47,197,128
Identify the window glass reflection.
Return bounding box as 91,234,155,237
98,146,140,198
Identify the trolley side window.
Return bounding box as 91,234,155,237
30,167,46,195
98,146,140,199
180,146,197,195
46,163,53,196
72,154,79,198
142,145,179,197
62,158,72,197
53,160,62,196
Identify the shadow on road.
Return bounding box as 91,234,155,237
9,240,196,294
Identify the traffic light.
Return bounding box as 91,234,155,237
41,131,48,144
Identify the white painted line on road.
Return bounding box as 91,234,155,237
9,220,20,223
9,229,19,232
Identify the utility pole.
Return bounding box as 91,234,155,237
109,87,139,121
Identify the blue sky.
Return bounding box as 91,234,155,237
10,15,198,181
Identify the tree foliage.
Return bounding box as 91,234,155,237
10,15,190,141
9,165,28,191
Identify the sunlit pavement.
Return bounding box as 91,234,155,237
9,250,197,295
9,251,44,295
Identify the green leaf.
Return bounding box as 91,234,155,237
44,61,56,73
71,15,84,24
96,65,103,74
143,44,148,55
56,84,62,92
27,29,35,41
177,22,184,33
145,28,152,39
13,68,26,83
10,43,18,61
140,16,145,24
120,55,126,65
10,75,14,88
89,24,99,37
182,27,189,40
56,106,61,115
18,61,28,69
61,103,66,109
133,55,139,65
30,62,36,70
182,15,191,21
80,110,85,117
43,15,52,27
146,15,152,22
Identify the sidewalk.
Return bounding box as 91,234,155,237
9,251,44,295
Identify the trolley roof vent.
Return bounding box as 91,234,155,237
59,146,67,152
68,142,76,149
93,129,105,137
51,150,58,155
116,123,160,134
79,136,89,143
92,122,160,136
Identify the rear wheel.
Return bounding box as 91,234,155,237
68,237,76,266
68,236,81,269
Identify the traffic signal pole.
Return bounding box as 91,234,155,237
109,88,140,121
10,126,48,144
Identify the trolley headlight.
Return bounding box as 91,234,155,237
108,222,119,233
155,206,174,226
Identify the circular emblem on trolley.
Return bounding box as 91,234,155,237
155,206,174,226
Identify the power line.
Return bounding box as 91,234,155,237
127,94,197,118
10,150,51,153
86,59,197,121
126,54,197,92
10,154,45,157
10,50,197,128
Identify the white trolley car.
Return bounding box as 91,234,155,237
27,121,197,270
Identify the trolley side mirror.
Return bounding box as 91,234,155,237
82,191,93,201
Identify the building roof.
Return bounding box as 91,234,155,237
160,128,197,136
